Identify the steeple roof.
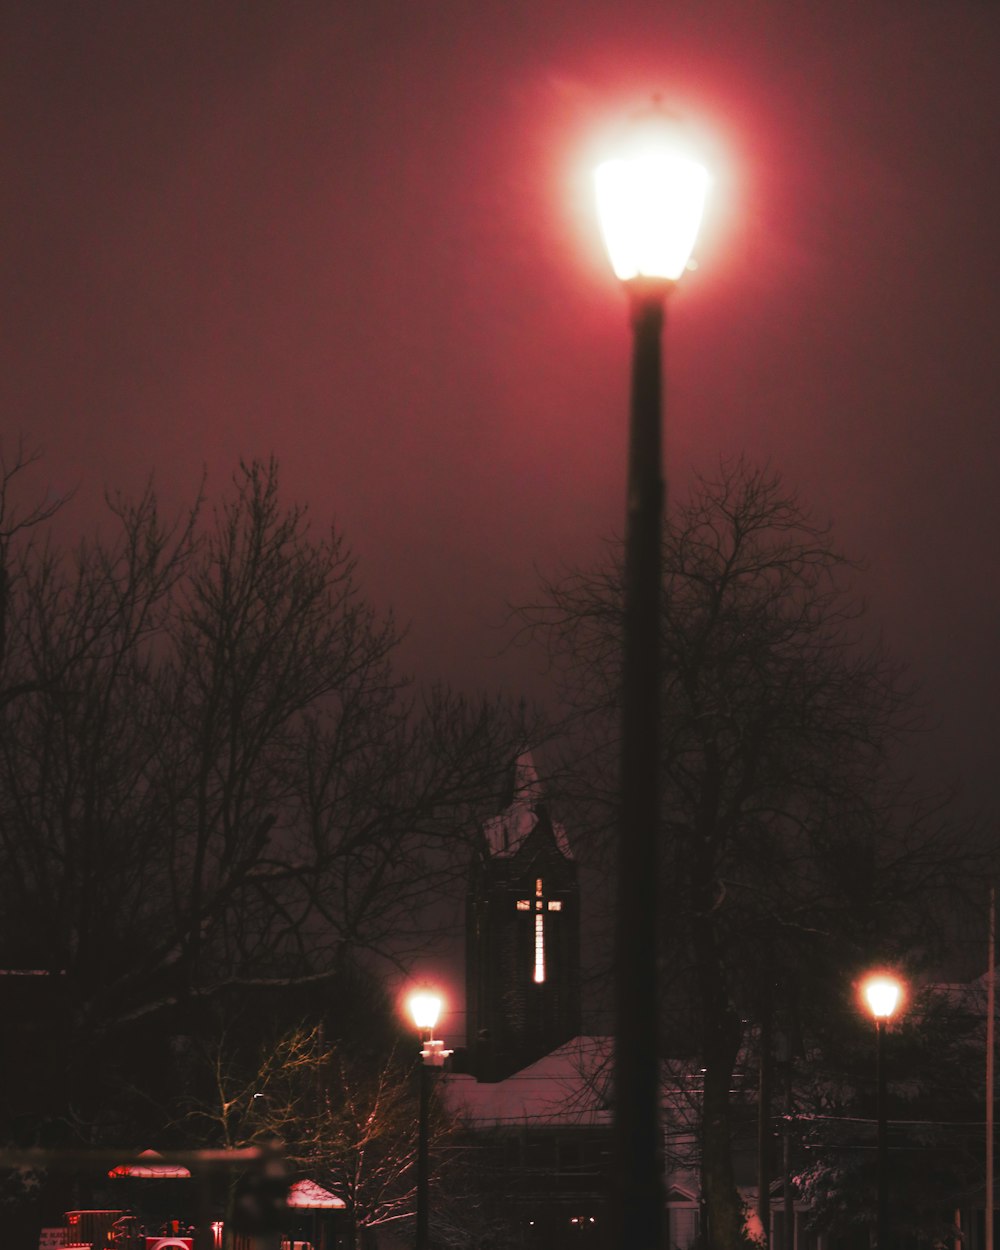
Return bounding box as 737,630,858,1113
482,749,573,861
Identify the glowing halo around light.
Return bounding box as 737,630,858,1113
595,150,710,282
861,972,905,1020
407,989,443,1032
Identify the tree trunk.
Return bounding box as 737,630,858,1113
701,1008,745,1249
757,990,773,1245
692,845,746,1250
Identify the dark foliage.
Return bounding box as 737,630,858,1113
0,453,527,1164
514,458,982,1247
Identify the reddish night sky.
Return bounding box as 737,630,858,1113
3,1,999,837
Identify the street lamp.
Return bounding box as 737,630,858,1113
407,989,451,1250
861,972,905,1250
594,105,709,1250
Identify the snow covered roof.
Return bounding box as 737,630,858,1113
108,1149,191,1179
443,1036,613,1128
444,1036,706,1141
288,1179,346,1209
482,750,573,861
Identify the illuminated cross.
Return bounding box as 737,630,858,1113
516,877,563,983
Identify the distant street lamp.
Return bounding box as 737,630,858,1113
861,972,906,1250
594,106,709,1250
407,989,451,1250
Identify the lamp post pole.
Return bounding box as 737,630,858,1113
875,1017,888,1250
594,108,709,1250
615,274,670,1250
861,973,904,1250
416,1057,431,1250
407,990,450,1250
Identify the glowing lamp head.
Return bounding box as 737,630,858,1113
862,973,904,1021
408,990,443,1033
595,107,710,283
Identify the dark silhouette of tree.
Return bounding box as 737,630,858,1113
514,458,979,1248
0,456,526,1153
795,978,988,1248
0,439,68,708
184,1008,458,1250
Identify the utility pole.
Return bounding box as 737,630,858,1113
988,885,995,1250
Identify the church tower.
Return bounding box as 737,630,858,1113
465,751,581,1082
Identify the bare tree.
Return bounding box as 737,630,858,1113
0,457,526,1147
185,1020,456,1250
514,458,978,1247
0,439,68,705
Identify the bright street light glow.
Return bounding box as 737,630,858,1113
595,139,710,282
408,990,443,1031
862,973,904,1020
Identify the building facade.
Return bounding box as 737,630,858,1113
465,751,581,1083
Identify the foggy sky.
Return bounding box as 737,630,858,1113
3,2,999,860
